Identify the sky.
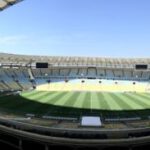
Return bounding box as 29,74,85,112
0,0,150,57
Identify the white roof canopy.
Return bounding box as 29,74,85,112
0,0,23,10
0,53,150,67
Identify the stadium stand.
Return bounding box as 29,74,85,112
1,53,150,150
87,68,97,77
1,0,150,148
69,68,78,77
0,53,150,92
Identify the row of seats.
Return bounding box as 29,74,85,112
1,68,150,80
0,68,32,91
31,68,150,80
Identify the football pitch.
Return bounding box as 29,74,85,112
21,90,150,111
1,91,150,117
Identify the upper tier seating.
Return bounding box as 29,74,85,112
0,67,149,91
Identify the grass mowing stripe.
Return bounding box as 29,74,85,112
140,93,150,99
54,92,75,106
128,93,150,108
44,92,81,116
91,92,101,109
103,93,122,110
21,90,39,97
128,93,150,107
45,92,68,105
24,91,49,100
144,93,150,97
12,92,54,109
32,92,61,103
37,92,61,103
43,92,75,115
97,92,110,110
21,91,43,100
110,93,133,110
135,93,150,103
124,94,147,109
117,93,143,110
82,92,91,109
11,92,56,112
20,92,68,113
74,92,87,108
28,91,51,101
64,92,81,107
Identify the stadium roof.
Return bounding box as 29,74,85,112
0,0,23,11
0,53,150,67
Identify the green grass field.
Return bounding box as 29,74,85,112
1,90,150,117
21,90,150,110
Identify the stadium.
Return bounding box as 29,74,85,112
1,0,150,150
0,52,150,150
